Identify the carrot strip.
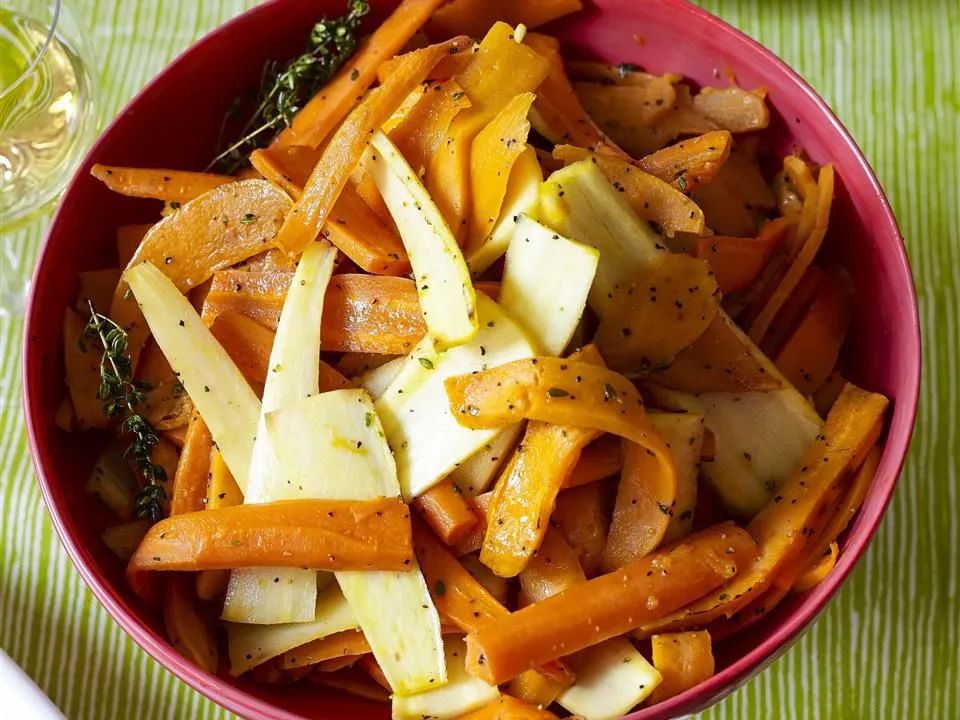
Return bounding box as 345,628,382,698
453,491,492,555
135,341,193,430
389,79,470,176
774,271,851,395
413,478,478,545
251,145,411,275
195,568,229,602
307,666,391,702
464,522,756,684
600,434,677,571
90,164,234,202
692,87,769,132
414,519,509,631
757,264,824,358
523,33,624,156
109,180,292,368
637,131,733,191
163,573,218,674
128,497,414,583
207,309,350,393
508,670,571,712
427,23,550,241
116,223,152,267
431,0,582,38
282,629,371,670
170,413,212,516
813,370,847,417
413,521,571,685
649,631,715,703
76,269,121,316
480,346,603,577
748,163,834,342
457,695,559,720
695,221,789,295
793,542,839,593
447,356,677,570
519,527,586,604
637,383,887,637
277,0,448,149
357,655,392,691
599,255,719,374
204,271,426,354
467,91,535,249
162,425,186,448
273,36,471,255
648,311,783,394
549,482,610,576
206,449,243,510
562,434,622,488
553,144,704,235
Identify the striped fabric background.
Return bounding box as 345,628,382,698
0,0,956,718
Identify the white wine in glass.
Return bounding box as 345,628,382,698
1,0,98,312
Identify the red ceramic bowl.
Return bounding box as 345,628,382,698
23,0,920,718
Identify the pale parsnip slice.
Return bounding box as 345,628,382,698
363,131,477,349
392,637,499,717
376,293,536,500
499,214,599,356
557,637,662,720
651,412,705,544
646,312,822,517
264,389,445,694
125,262,260,489
222,242,338,625
226,582,356,675
448,424,523,497
465,146,542,277
539,159,665,319
356,356,405,401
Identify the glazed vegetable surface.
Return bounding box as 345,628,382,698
67,0,888,716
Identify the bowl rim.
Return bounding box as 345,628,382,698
21,0,921,718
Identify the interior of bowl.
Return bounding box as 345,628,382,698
23,1,920,718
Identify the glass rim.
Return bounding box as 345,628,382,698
0,0,62,102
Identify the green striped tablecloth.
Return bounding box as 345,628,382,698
1,1,957,718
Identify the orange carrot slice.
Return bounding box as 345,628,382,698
649,630,715,703
413,479,478,545
91,164,234,202
170,412,212,516
274,35,472,255
464,522,756,684
277,0,449,149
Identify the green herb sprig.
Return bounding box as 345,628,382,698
83,302,167,523
210,0,370,172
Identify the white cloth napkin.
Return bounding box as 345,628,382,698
0,649,66,719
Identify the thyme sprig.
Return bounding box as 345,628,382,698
210,0,370,172
83,302,167,522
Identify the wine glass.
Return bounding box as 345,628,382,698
0,0,99,315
